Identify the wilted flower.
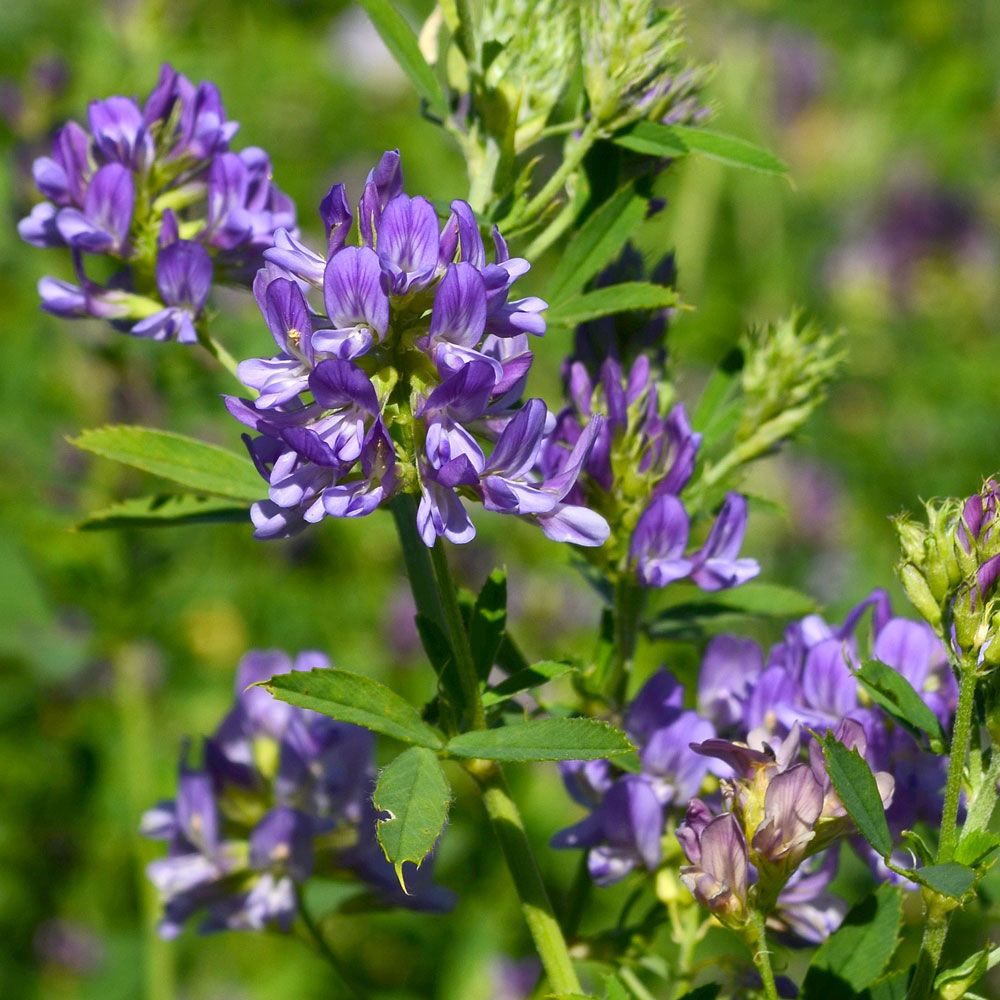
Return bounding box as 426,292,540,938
227,150,609,548
142,649,452,937
19,64,294,340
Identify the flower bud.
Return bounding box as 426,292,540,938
899,563,942,627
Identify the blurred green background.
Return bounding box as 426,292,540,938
1,0,998,997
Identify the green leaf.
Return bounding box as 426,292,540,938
671,125,788,175
547,182,650,305
356,0,447,116
263,668,445,748
956,829,1000,869
603,975,629,1000
470,569,507,681
373,747,451,891
821,732,893,858
77,493,248,530
855,659,945,750
613,121,689,158
907,862,976,898
801,885,903,999
648,583,817,639
482,660,576,707
545,282,679,327
71,426,263,502
934,945,991,1000
446,717,634,762
860,969,911,1000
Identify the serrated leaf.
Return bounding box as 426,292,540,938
956,829,1000,868
907,861,976,898
71,425,263,502
821,733,892,858
855,659,945,750
672,125,788,175
470,568,507,681
613,121,690,158
547,182,650,304
356,0,447,116
374,747,450,890
801,885,902,999
482,660,576,707
446,718,634,762
263,668,445,748
77,493,248,530
546,282,679,327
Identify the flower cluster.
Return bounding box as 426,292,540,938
553,589,957,941
226,150,610,547
141,650,452,937
542,347,759,591
679,718,893,928
19,64,294,342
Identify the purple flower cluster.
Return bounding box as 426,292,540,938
226,150,610,547
19,64,294,341
553,589,957,939
543,350,758,590
141,649,452,938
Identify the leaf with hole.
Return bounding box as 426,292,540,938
374,747,451,891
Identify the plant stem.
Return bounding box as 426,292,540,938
296,889,364,998
748,910,780,1000
619,966,657,1000
605,575,646,705
669,907,704,1000
505,120,600,235
196,326,242,382
562,853,593,938
906,659,978,1000
477,766,583,996
429,539,486,731
938,662,978,862
524,194,581,260
389,494,448,634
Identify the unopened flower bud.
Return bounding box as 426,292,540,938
899,563,942,627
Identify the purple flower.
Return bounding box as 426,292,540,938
20,64,294,332
232,150,608,549
678,811,750,927
142,648,452,937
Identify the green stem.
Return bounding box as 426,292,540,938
196,325,242,382
477,767,583,996
938,663,978,862
906,660,979,1000
523,194,582,260
605,576,645,706
506,120,600,234
296,889,364,998
748,910,780,1000
669,907,704,1000
429,539,486,731
562,852,593,938
390,494,447,634
619,966,657,1000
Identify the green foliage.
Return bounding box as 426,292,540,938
908,862,976,899
613,122,788,175
482,660,576,707
77,493,249,530
546,181,651,304
446,717,634,762
70,425,263,502
821,732,893,859
469,568,507,681
801,885,903,998
855,659,946,751
955,830,1000,869
356,0,448,116
546,282,679,326
374,747,451,890
263,668,445,749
